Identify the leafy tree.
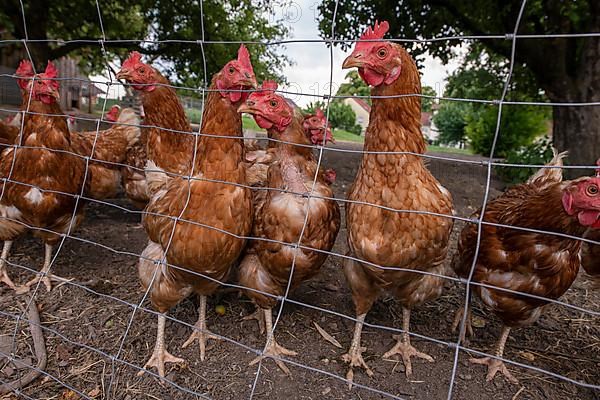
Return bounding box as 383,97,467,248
434,57,549,155
1,0,291,86
336,70,371,100
433,101,468,145
305,100,362,134
317,0,600,171
496,137,555,184
421,85,436,113
465,104,548,157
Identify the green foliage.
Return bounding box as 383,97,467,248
316,0,599,167
304,101,362,134
496,137,555,184
421,85,436,113
316,0,596,72
465,104,549,157
434,53,549,156
433,102,468,145
1,0,291,85
336,71,371,102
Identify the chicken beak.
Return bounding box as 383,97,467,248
342,52,365,69
237,101,257,114
116,69,131,81
48,86,60,101
242,73,258,89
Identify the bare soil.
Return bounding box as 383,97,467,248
0,141,598,400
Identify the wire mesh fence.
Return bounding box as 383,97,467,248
0,0,599,399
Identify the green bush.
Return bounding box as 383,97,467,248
496,137,555,184
466,104,549,157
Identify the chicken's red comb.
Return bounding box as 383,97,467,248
315,108,325,119
237,45,253,71
122,51,144,69
16,60,34,77
261,80,278,93
44,61,58,78
359,20,389,42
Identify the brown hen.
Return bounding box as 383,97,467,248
0,61,87,292
129,46,257,377
237,81,341,374
116,51,194,209
69,108,141,200
452,152,600,384
340,21,455,384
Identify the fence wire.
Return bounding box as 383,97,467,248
0,1,599,399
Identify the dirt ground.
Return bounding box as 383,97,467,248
0,140,599,400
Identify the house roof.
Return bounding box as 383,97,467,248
421,112,432,126
351,97,371,112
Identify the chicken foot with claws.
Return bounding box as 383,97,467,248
182,295,221,361
382,307,434,377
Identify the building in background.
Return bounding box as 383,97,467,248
343,97,371,135
0,42,104,113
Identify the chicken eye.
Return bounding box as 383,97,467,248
587,185,599,196
138,67,145,73
229,66,235,74
269,100,278,107
377,48,387,58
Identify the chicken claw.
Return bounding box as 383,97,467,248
342,345,373,388
249,308,297,375
15,244,67,294
243,307,266,334
342,313,373,389
182,295,221,361
250,337,297,375
451,305,473,342
469,356,518,384
138,314,185,378
383,334,433,376
0,241,15,290
471,325,518,384
0,266,16,290
382,308,433,377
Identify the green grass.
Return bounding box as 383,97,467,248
333,130,473,155
333,129,364,143
185,108,202,124
428,144,473,155
242,115,262,131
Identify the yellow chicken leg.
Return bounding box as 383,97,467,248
341,313,374,389
470,325,518,384
0,241,16,290
182,295,221,361
17,244,69,294
249,308,297,375
382,307,434,376
138,314,185,377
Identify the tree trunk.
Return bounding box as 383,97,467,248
545,35,600,178
552,104,600,177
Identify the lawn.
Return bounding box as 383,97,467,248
333,129,364,143
333,129,473,156
242,115,261,131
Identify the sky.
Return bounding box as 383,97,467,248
275,0,461,106
93,1,461,106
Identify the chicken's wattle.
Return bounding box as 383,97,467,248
254,115,273,130
358,67,384,87
579,210,600,226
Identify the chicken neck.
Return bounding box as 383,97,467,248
365,64,426,156
22,100,70,147
191,87,245,180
